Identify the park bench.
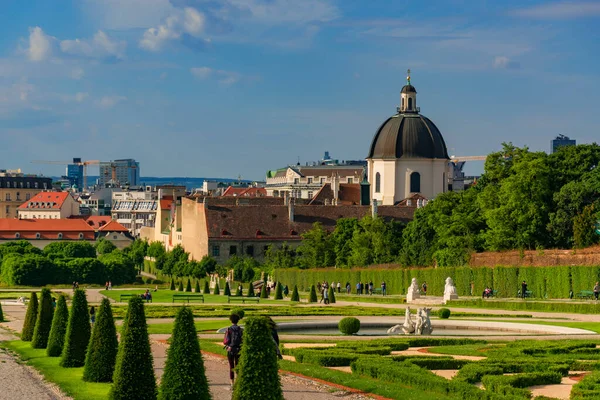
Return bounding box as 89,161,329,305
119,294,136,302
172,294,204,303
228,296,259,304
577,290,595,299
372,288,384,295
517,290,534,298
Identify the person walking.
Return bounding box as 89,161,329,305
369,281,374,295
381,281,387,296
323,287,329,305
108,281,112,290
594,282,600,301
223,313,243,387
356,282,360,295
346,282,351,294
421,281,427,296
521,281,528,299
90,306,96,326
337,282,341,293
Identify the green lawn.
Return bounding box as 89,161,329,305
1,340,110,400
474,319,600,334
147,319,230,334
0,290,71,300
100,289,291,304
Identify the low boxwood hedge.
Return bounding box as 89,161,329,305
482,372,562,391
571,371,600,399
455,363,504,384
294,350,360,367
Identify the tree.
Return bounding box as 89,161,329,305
260,283,268,299
232,316,282,400
185,278,192,293
195,280,201,293
21,292,38,341
1,254,55,286
213,283,220,295
264,244,296,270
274,283,283,300
224,282,231,296
246,282,255,297
178,280,184,292
100,252,137,285
147,241,166,259
308,285,317,303
32,288,54,348
295,222,334,268
47,295,69,357
331,218,359,267
110,297,157,400
170,279,175,291
68,258,107,284
203,280,210,294
96,238,117,255
573,204,599,249
163,245,189,276
290,285,299,302
328,286,336,304
60,289,91,367
83,298,118,382
159,307,210,400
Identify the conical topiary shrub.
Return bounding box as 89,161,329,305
170,279,175,291
32,288,54,348
213,283,220,295
274,284,283,300
260,284,268,299
110,297,156,400
224,282,231,296
290,285,300,302
0,301,4,322
21,292,39,341
232,316,283,400
178,281,184,292
308,285,317,303
195,280,201,293
47,295,69,357
203,280,210,294
185,279,192,293
235,285,243,297
60,289,91,367
83,298,118,382
247,282,255,297
159,307,210,400
328,286,336,304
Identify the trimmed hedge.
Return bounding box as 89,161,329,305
449,299,600,314
290,285,299,302
0,301,4,322
328,286,336,304
195,280,201,293
21,292,38,341
294,350,359,367
571,371,600,399
338,317,360,335
178,281,184,292
275,283,283,300
46,295,68,357
482,372,562,391
170,279,175,291
438,308,451,319
224,282,231,296
83,298,118,382
203,280,210,294
246,282,255,297
308,285,317,303
235,284,243,297
260,283,268,299
31,288,54,348
185,279,192,293
455,363,504,384
60,289,91,367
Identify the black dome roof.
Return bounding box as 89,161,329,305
401,85,417,94
367,113,449,159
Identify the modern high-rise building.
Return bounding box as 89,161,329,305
551,135,576,153
99,159,140,187
66,158,84,189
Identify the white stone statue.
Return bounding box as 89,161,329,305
387,308,416,335
406,277,420,302
387,324,402,334
209,274,218,289
415,308,433,335
443,277,459,302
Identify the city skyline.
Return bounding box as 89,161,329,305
1,0,599,179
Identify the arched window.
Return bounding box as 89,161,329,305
57,233,63,239
35,233,41,239
401,98,405,110
375,172,381,193
408,98,413,111
15,233,20,239
410,172,421,193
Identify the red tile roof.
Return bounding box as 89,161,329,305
0,218,95,240
222,186,268,197
83,216,112,229
99,220,129,232
160,199,173,210
309,183,362,205
18,192,73,210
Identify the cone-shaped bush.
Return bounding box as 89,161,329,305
47,295,69,357
235,285,243,297
185,279,192,293
0,301,4,322
274,283,283,300
290,285,300,302
178,281,184,292
170,279,175,291
260,284,268,299
32,288,54,348
60,289,91,367
110,297,156,400
21,292,39,341
195,280,201,293
246,282,255,297
203,280,210,294
213,283,220,295
159,307,210,400
83,298,118,382
328,286,336,304
224,282,231,296
232,316,283,400
308,285,317,303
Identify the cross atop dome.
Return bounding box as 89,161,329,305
399,68,417,113
407,68,411,85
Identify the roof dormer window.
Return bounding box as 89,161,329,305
57,233,63,239
15,233,20,239
35,233,41,239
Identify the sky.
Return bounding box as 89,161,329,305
1,0,599,180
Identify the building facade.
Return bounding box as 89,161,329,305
551,134,576,154
18,192,80,219
66,158,84,189
0,171,52,219
0,218,95,248
99,159,140,187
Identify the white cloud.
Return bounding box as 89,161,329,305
75,92,89,102
60,30,126,59
223,0,339,24
512,2,600,19
140,7,206,51
27,27,53,62
98,95,127,108
70,67,85,80
190,67,240,85
190,67,212,79
492,56,520,69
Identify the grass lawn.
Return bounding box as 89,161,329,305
1,340,110,400
100,289,292,304
148,318,229,334
0,290,71,300
475,319,600,334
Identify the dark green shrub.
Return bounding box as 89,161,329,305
224,282,231,296
571,371,600,399
235,284,243,297
194,280,201,293
232,308,245,320
170,279,175,291
178,281,184,292
202,280,210,294
405,358,470,370
482,372,562,391
60,289,91,367
438,308,451,319
47,295,68,357
246,282,255,297
0,301,4,322
308,285,317,303
295,350,359,367
109,297,157,400
232,316,283,400
185,279,192,293
213,283,220,295
275,283,283,300
328,286,336,304
21,292,39,341
290,285,299,302
338,317,360,335
159,307,210,400
83,298,118,382
260,284,268,299
455,363,504,384
32,288,54,348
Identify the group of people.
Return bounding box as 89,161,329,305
72,282,80,291
104,281,113,290
140,289,153,302
354,281,388,296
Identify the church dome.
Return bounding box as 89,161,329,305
401,85,417,94
367,113,449,159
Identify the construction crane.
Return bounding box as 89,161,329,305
32,159,100,189
449,155,487,164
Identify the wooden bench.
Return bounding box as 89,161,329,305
172,294,204,303
577,290,595,299
517,290,534,298
372,288,383,295
228,296,259,304
119,294,136,302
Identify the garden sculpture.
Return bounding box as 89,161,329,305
406,277,420,302
443,277,459,303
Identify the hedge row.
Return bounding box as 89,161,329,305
571,371,600,399
481,372,562,391
449,299,600,314
274,265,600,299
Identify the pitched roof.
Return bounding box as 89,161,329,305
18,192,73,210
0,218,95,240
309,183,362,205
82,216,112,229
99,220,129,232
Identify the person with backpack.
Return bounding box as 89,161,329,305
223,313,243,386
266,317,283,359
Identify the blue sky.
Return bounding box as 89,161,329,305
1,0,599,179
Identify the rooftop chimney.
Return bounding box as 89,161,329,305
332,175,339,203
288,198,294,222
371,199,378,218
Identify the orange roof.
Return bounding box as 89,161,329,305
222,186,247,196
0,218,95,240
99,220,129,232
160,199,173,210
18,192,73,210
222,186,267,197
83,216,112,229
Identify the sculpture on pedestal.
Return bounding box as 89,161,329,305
443,277,459,303
415,308,433,335
386,308,415,334
406,277,420,302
